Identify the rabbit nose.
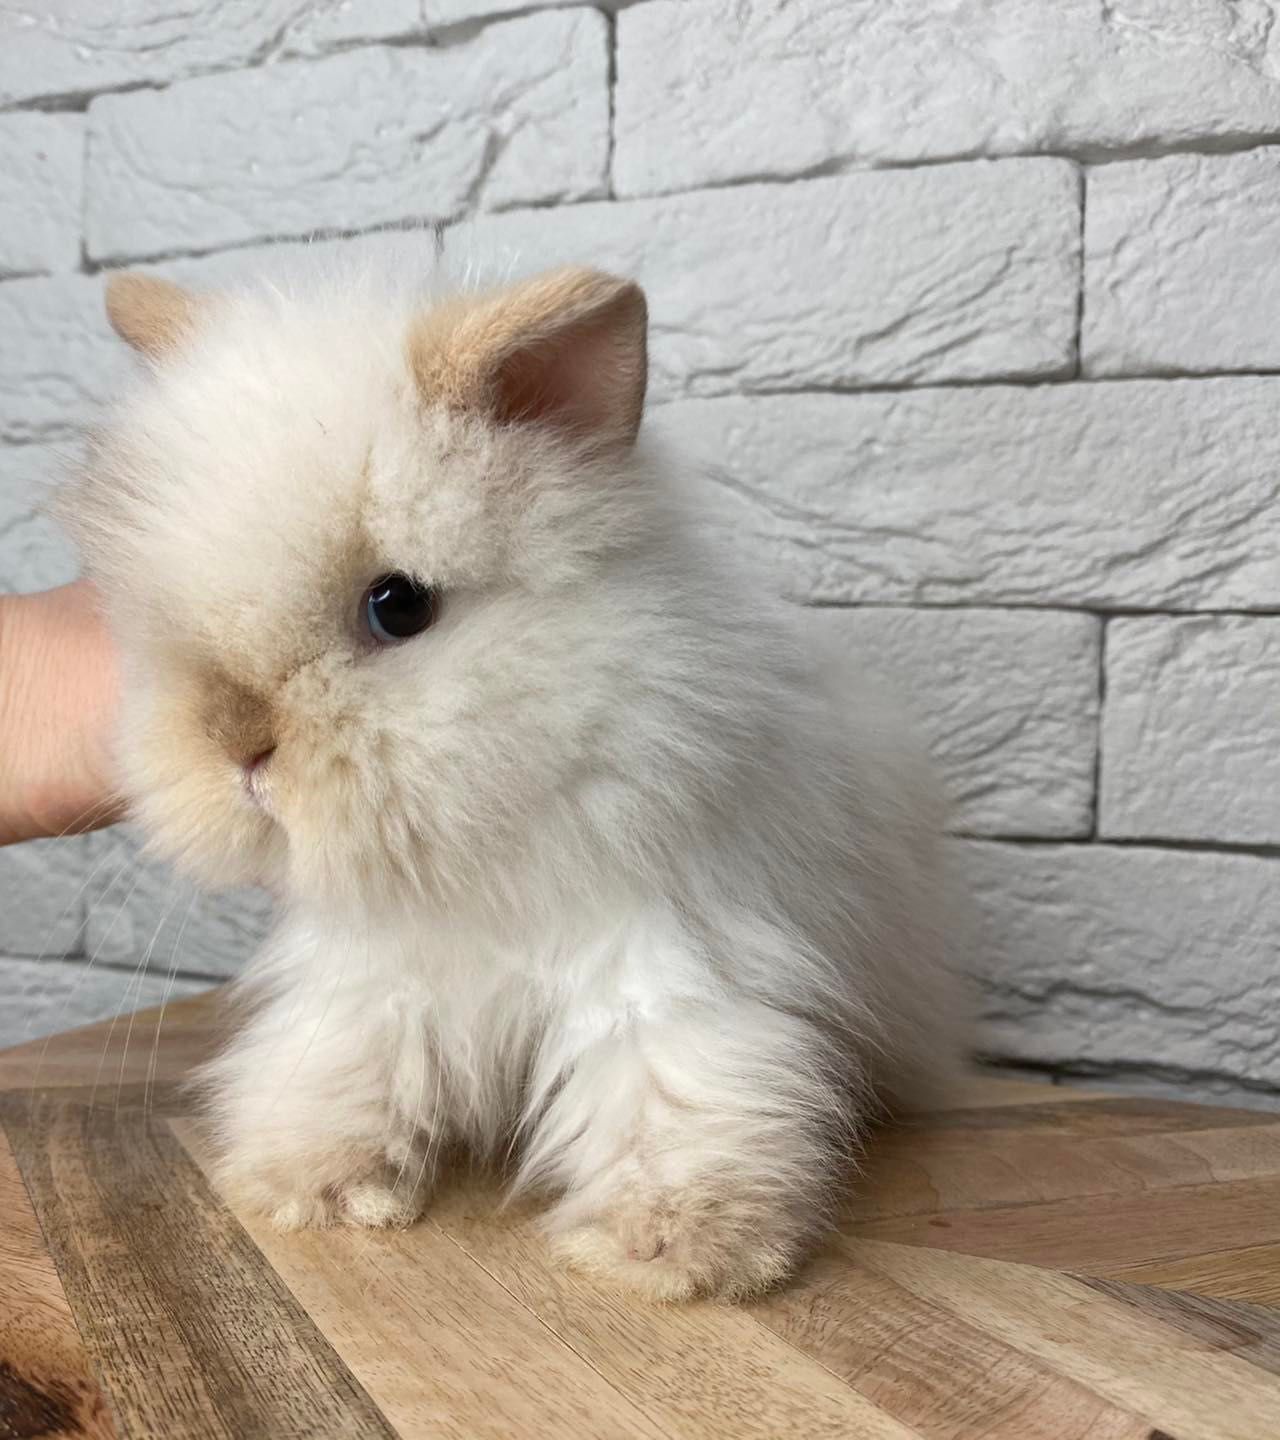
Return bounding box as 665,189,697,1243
244,746,276,776
243,746,276,802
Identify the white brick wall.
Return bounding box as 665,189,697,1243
1085,148,1280,376
85,11,611,262
1,0,1278,1105
448,160,1082,394
1100,618,1280,846
0,115,84,277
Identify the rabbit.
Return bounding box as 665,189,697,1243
61,251,964,1301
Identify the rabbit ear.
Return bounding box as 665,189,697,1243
409,267,648,451
105,273,205,360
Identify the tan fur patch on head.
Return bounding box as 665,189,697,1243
200,667,276,770
408,266,648,450
105,273,205,359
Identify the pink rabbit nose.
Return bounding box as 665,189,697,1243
243,746,276,801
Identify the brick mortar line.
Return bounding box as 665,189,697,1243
957,834,1280,861
803,601,1280,620
0,950,227,983
977,1054,1280,1101
77,112,92,278
1090,615,1107,839
604,6,618,201
36,149,1082,275
0,145,1275,283
612,132,1280,196
17,88,1280,180
11,120,1280,280
1071,163,1087,379
0,1,636,117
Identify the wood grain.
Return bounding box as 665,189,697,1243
1101,1242,1280,1308
1,1091,392,1440
1076,1275,1280,1379
856,1118,1280,1218
903,1075,1070,1110
852,1238,1280,1440
171,1120,669,1440
908,1097,1279,1136
0,989,224,1092
852,1175,1280,1272
750,1245,1152,1438
2,993,1278,1440
0,1128,117,1439
429,1178,921,1440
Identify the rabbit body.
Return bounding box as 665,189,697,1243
66,258,962,1299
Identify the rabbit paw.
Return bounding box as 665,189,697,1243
553,1191,800,1301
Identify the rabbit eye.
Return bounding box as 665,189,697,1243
365,573,438,643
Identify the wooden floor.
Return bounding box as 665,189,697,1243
1,993,1278,1438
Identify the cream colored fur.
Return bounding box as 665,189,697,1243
64,249,964,1301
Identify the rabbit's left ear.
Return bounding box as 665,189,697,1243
409,266,648,452
105,273,206,360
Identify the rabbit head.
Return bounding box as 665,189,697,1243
66,261,684,922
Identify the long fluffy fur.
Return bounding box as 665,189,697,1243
63,246,964,1300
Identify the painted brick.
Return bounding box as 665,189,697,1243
0,275,122,443
85,11,610,263
284,0,594,50
280,0,421,55
615,0,1280,197
0,0,423,106
88,153,1078,394
151,227,417,290
0,242,345,447
0,443,81,593
449,159,1080,395
83,830,272,980
419,0,584,26
0,836,92,959
0,0,598,102
962,841,1280,1090
651,379,1280,610
1101,617,1280,846
2,0,1278,1105
808,608,1099,838
0,955,209,1050
0,159,1080,444
0,115,84,278
1085,149,1280,377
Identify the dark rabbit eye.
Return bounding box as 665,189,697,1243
365,573,438,643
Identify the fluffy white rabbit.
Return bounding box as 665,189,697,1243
62,257,962,1299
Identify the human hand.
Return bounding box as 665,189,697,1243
0,580,122,845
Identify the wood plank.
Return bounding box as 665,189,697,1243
0,1081,191,1114
3,1001,1274,1438
0,989,225,1091
0,1127,117,1439
903,1097,1279,1137
1076,1276,1280,1378
429,1177,921,1440
856,1121,1280,1219
749,1244,1151,1438
171,1120,671,1440
907,1075,1072,1110
851,1238,1280,1440
1101,1243,1280,1308
850,1176,1280,1274
1,1092,393,1440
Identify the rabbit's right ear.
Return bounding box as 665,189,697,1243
409,266,648,454
105,274,205,360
